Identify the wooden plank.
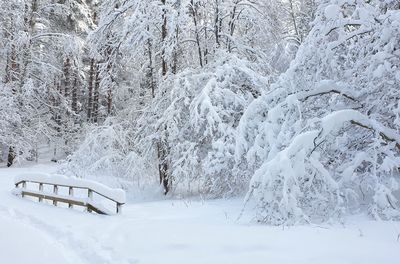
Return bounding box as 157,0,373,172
20,191,86,207
15,180,88,190
18,190,111,215
91,189,124,205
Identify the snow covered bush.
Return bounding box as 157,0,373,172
135,53,269,197
0,84,28,162
238,0,400,224
64,54,269,195
63,120,157,190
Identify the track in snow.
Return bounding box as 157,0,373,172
0,163,399,264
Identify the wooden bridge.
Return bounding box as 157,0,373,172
13,174,126,215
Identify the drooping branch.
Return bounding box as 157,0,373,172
315,110,400,151
325,22,363,36
301,89,358,102
350,120,400,151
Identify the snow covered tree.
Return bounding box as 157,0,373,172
68,0,285,194
237,0,400,224
0,0,93,163
133,53,269,196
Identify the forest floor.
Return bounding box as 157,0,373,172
0,163,399,264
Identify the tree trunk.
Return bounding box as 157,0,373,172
87,58,95,121
204,24,208,65
7,147,15,167
172,25,179,74
190,0,203,67
214,0,220,48
161,0,168,76
63,57,71,98
159,0,170,194
92,62,100,123
71,75,78,113
227,1,239,52
157,142,170,194
147,27,155,98
106,46,113,115
8,45,19,88
107,89,112,115
289,0,301,43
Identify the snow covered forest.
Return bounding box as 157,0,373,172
1,0,400,227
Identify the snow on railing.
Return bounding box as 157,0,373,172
13,173,126,215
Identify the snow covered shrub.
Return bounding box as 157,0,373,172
63,120,157,190
137,53,269,197
0,81,55,163
0,84,28,161
238,0,400,224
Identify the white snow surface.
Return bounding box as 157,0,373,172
1,163,400,264
14,173,126,203
324,4,341,20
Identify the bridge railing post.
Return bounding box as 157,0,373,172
117,203,121,214
53,185,58,206
69,187,74,208
21,181,26,197
87,189,93,212
39,183,43,202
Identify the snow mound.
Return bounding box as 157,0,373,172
324,4,341,20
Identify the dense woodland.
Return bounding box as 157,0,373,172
0,0,399,224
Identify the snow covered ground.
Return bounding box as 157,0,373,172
0,163,399,264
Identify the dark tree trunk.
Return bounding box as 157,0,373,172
214,0,220,48
107,89,112,115
204,24,208,65
7,147,15,167
157,141,170,194
288,0,301,43
147,26,155,98
190,0,203,67
106,46,113,115
172,25,179,74
7,45,19,88
63,57,71,98
159,0,170,194
92,63,100,123
227,1,239,52
87,58,95,121
161,0,168,76
71,75,78,113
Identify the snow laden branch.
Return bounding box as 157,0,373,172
238,1,400,225
135,53,269,197
246,109,400,225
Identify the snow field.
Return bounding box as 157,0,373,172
0,163,399,264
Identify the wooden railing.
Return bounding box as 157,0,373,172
14,178,125,215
